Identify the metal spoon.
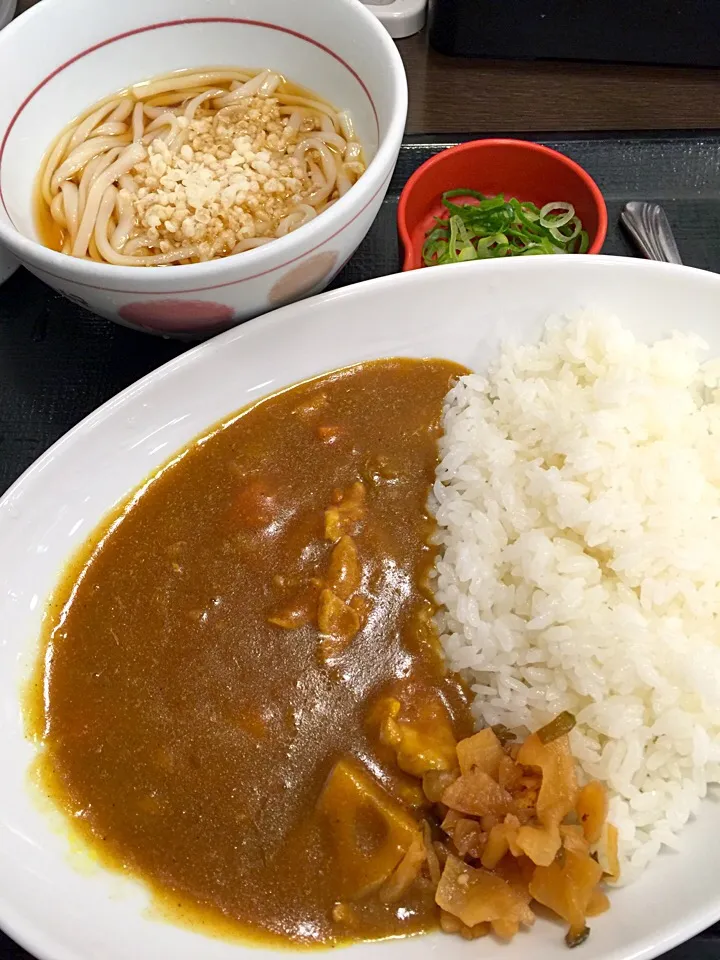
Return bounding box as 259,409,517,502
620,201,683,264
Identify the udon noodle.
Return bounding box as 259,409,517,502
35,67,367,266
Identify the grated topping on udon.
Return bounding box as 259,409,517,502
37,68,366,266
130,96,305,262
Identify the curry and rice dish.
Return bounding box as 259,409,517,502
27,357,615,949
30,316,720,951
35,67,366,266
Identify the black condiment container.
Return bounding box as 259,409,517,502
428,0,720,67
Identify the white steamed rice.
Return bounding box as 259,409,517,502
431,312,720,884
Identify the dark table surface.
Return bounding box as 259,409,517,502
4,6,720,959
15,0,720,133
397,31,720,133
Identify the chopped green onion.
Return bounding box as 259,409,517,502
539,201,575,228
536,711,576,744
565,925,591,948
421,191,588,266
442,187,487,203
550,216,581,243
491,723,517,744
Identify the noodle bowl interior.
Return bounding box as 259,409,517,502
35,67,366,267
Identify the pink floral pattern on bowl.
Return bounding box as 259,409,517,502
268,251,338,306
118,299,235,335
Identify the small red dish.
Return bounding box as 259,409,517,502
397,139,608,270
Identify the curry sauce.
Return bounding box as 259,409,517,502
27,358,474,947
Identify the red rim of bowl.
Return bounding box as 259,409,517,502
397,138,609,271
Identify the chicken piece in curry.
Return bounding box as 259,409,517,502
27,358,475,946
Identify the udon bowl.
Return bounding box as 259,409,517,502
0,0,406,337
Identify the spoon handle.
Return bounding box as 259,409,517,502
620,201,683,264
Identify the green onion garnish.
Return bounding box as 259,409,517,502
536,711,577,744
421,190,590,266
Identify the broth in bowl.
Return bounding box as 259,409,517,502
35,66,366,266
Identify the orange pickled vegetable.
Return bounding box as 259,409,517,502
436,854,535,930
497,755,524,791
451,818,487,859
576,780,609,844
517,732,578,830
586,888,610,917
516,822,562,866
560,824,591,856
385,714,615,947
481,815,522,869
456,727,504,779
441,808,463,833
442,769,512,818
422,822,442,885
492,918,520,940
423,768,459,803
529,848,603,937
379,829,426,903
440,912,490,939
604,823,621,882
494,851,535,898
480,825,509,869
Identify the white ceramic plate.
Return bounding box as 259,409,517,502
1,255,719,960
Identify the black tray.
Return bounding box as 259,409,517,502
2,133,720,959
